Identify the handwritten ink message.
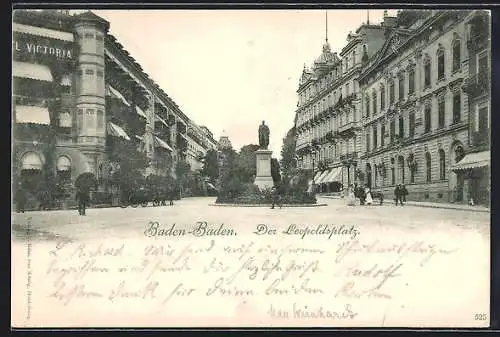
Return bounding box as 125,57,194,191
12,220,489,327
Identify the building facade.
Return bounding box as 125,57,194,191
294,9,490,205
12,10,216,208
294,13,389,191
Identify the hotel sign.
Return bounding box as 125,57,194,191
12,40,73,60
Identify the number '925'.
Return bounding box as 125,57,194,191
474,313,488,321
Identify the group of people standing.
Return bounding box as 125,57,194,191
345,184,374,206
394,184,408,206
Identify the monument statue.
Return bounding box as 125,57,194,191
258,121,270,149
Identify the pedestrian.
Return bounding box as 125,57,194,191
271,185,282,209
76,186,90,215
15,182,27,213
401,184,408,203
394,184,400,206
168,188,174,206
346,185,356,206
365,187,373,205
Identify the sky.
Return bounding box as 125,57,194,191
81,9,398,157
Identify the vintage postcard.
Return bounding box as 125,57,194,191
11,8,491,328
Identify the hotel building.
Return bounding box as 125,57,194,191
12,10,216,208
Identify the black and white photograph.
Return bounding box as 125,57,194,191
11,8,491,328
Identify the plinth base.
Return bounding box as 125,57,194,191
254,149,274,190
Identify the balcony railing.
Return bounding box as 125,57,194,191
338,121,359,135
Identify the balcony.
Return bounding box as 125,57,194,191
462,71,490,98
338,121,359,137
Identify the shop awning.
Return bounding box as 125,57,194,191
315,170,330,184
323,167,342,183
21,152,44,170
108,85,131,106
15,105,50,125
313,171,322,183
452,151,490,171
135,105,147,119
154,114,168,127
13,61,53,82
107,121,130,141
154,136,173,152
13,22,74,42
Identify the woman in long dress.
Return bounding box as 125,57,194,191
365,187,373,205
346,185,356,206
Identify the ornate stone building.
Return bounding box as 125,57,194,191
358,10,490,204
12,10,216,208
294,12,388,191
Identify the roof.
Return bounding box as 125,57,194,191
74,11,110,30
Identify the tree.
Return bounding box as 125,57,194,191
201,149,220,184
235,144,260,183
280,127,297,180
271,158,281,185
175,160,192,190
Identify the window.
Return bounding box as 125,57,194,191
424,104,431,133
439,149,446,180
391,158,395,185
380,85,386,110
452,40,461,72
97,70,104,77
373,125,378,149
390,119,395,143
478,105,489,132
389,80,395,104
77,108,84,132
409,112,415,138
399,116,404,139
398,73,405,100
437,49,446,81
366,132,371,152
381,124,385,147
424,56,431,87
453,92,461,123
86,109,95,128
426,152,431,182
85,69,94,75
97,109,104,129
408,68,415,94
438,97,445,129
398,156,405,184
365,95,370,117
372,92,377,115
478,52,489,75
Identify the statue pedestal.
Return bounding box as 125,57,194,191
254,149,274,190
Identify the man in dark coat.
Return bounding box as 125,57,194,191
271,185,282,209
401,184,408,203
76,187,90,215
168,187,175,206
394,184,401,206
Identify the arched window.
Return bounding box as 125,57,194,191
424,55,431,87
426,152,432,182
389,79,395,104
452,39,461,72
372,91,377,115
437,46,445,80
398,155,405,184
439,149,446,180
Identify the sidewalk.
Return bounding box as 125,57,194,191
320,195,490,213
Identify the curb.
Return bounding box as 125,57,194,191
210,203,328,208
